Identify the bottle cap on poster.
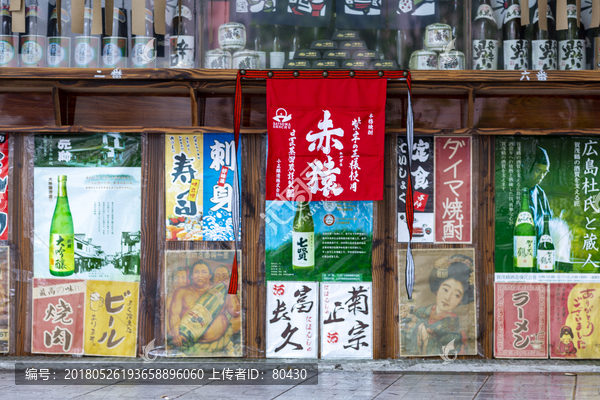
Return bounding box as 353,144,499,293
323,50,350,60
294,49,321,60
284,60,311,68
352,50,379,60
339,41,368,50
312,60,340,69
332,30,361,41
370,59,398,70
310,40,338,50
341,59,369,69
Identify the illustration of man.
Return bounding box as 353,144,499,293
169,261,240,349
166,267,188,335
213,265,230,285
526,145,552,231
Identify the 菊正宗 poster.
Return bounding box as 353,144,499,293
320,282,373,359
0,134,7,241
0,247,9,353
32,133,141,357
495,136,600,282
549,283,600,359
265,201,373,282
398,249,477,357
398,136,435,243
266,281,318,358
494,283,548,359
165,133,239,241
31,279,86,355
165,250,242,357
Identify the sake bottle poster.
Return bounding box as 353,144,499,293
33,133,142,281
164,250,242,357
495,136,600,282
265,201,373,282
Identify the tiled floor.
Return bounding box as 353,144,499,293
2,370,600,399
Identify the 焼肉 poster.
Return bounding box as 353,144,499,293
165,250,242,357
398,249,477,357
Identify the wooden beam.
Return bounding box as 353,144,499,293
190,88,198,127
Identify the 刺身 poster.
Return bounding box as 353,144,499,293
265,201,373,282
398,249,477,357
549,283,600,359
33,133,142,281
165,133,239,241
0,246,9,353
266,281,318,358
494,283,548,359
0,134,8,241
495,136,600,283
165,250,242,357
321,282,373,359
31,278,86,355
84,280,139,357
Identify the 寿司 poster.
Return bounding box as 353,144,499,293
165,133,240,241
495,136,600,283
165,250,242,357
33,133,141,281
265,201,373,282
549,283,600,359
398,249,477,357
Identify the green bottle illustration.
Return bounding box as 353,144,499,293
292,201,314,273
49,175,75,276
513,187,536,270
537,213,555,272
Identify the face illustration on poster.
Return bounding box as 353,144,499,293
400,252,476,356
556,325,578,356
165,251,242,357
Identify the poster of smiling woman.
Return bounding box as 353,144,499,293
398,249,477,357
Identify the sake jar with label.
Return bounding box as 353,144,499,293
218,22,246,52
409,49,438,70
204,49,232,69
438,50,465,70
425,23,452,52
232,50,258,69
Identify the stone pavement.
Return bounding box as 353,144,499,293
0,358,599,399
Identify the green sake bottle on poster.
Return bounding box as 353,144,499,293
292,201,314,273
537,213,555,272
513,187,536,270
49,175,74,276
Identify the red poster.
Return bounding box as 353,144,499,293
434,136,472,243
266,79,386,202
549,283,600,359
0,134,7,241
494,283,548,359
31,279,85,355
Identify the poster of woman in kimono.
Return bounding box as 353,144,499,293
398,249,477,356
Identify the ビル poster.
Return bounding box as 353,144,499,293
494,283,548,359
165,133,240,241
495,136,600,282
266,281,318,358
398,249,477,356
265,200,373,282
321,282,373,359
0,246,9,353
31,279,86,355
165,250,242,357
84,280,139,357
549,283,600,359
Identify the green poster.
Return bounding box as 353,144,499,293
495,136,600,283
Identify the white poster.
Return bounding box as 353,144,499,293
321,282,373,359
266,281,318,358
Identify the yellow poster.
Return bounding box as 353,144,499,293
84,280,139,357
165,134,203,241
